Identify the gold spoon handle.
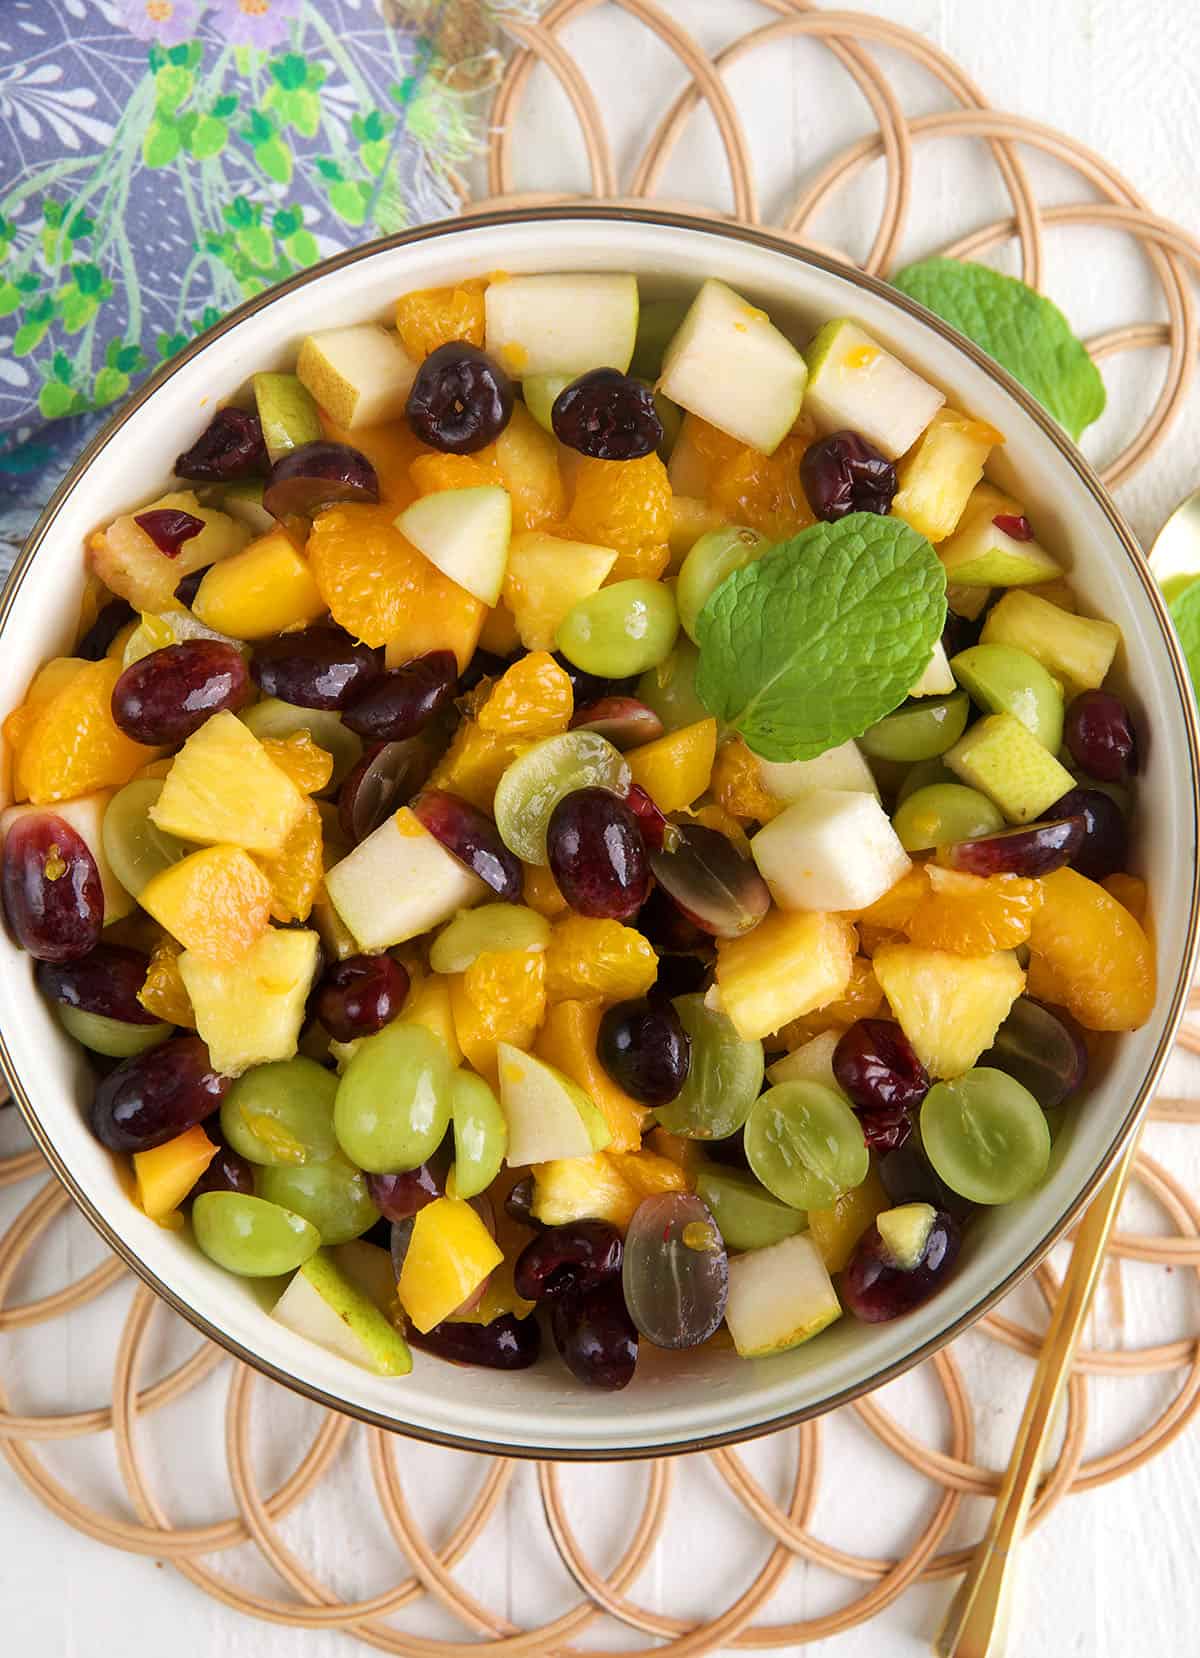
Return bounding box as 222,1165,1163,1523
934,1130,1141,1658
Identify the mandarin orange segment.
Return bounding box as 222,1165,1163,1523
710,430,816,541
140,844,272,962
495,403,566,532
137,934,196,1028
857,865,931,931
476,650,573,738
254,798,324,923
395,278,487,360
409,449,500,496
259,731,334,795
684,413,745,481
1027,866,1155,1031
710,736,784,825
1103,873,1149,925
567,453,671,583
544,914,657,1004
15,657,159,805
906,865,1042,955
776,956,884,1047
449,947,546,1084
429,720,523,812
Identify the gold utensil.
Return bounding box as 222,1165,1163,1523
934,1131,1140,1658
1148,486,1200,602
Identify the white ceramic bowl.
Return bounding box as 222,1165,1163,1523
2,208,1197,1457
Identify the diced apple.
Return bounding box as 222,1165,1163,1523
2,790,134,924
394,486,512,605
217,481,274,536
804,319,945,459
939,503,1063,587
872,941,1024,1079
715,910,855,1042
724,1232,842,1357
766,1029,843,1092
150,711,306,855
398,1196,504,1333
756,738,878,803
484,273,639,378
981,590,1121,697
178,926,320,1076
296,324,416,429
273,1250,411,1375
909,639,956,697
751,789,910,912
90,492,250,612
946,713,1075,823
497,1042,612,1166
502,530,617,650
325,806,488,952
657,278,809,455
891,408,1001,542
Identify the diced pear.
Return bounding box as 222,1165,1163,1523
150,711,307,855
534,999,646,1152
296,324,416,429
751,789,910,912
2,790,134,924
939,504,1062,587
804,319,945,458
892,408,1001,542
273,1250,411,1375
484,272,639,378
179,927,320,1076
724,1232,842,1357
756,738,879,803
946,712,1075,823
909,639,957,698
872,941,1024,1078
398,1196,504,1333
946,583,992,622
253,372,322,462
325,806,488,952
766,1029,844,1093
192,526,326,639
981,590,1121,697
951,643,1064,751
218,481,275,536
877,1202,937,1270
657,278,809,455
91,492,250,612
715,910,855,1042
394,485,512,605
502,530,617,650
497,1042,612,1166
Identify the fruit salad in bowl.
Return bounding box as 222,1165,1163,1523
0,211,1193,1455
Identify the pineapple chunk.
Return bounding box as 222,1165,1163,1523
716,910,855,1041
398,1196,503,1333
891,408,1001,543
179,926,320,1076
494,401,566,532
531,1152,640,1230
296,324,416,429
946,713,1075,824
534,998,647,1151
626,718,717,814
381,582,487,673
325,806,488,952
141,844,272,961
609,1148,690,1201
807,1169,890,1273
502,531,617,650
89,493,249,612
872,941,1024,1079
981,590,1121,697
150,711,306,855
134,1125,217,1223
192,527,326,640
429,721,523,811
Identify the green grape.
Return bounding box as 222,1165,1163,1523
450,1070,507,1199
221,1057,339,1167
695,1165,805,1252
429,903,550,974
555,579,679,679
892,784,1005,852
191,1192,320,1277
745,1082,869,1211
636,638,709,733
655,994,764,1140
241,698,364,789
56,1004,172,1059
334,1021,452,1173
676,525,769,643
920,1067,1050,1204
522,373,571,435
492,730,630,864
858,693,970,763
102,779,192,898
259,1152,378,1245
896,758,958,804
630,297,688,380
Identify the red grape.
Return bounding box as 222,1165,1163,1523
648,823,769,938
410,1311,541,1370
980,996,1087,1108
341,651,457,743
35,943,159,1024
263,439,379,518
570,696,665,749
1050,787,1128,880
842,1209,961,1323
598,998,691,1106
546,787,651,920
551,1280,638,1389
77,599,135,661
411,789,522,901
514,1220,623,1301
315,953,409,1042
940,817,1084,878
2,815,103,962
89,1036,231,1152
367,1157,447,1222
251,626,382,710
1064,690,1138,783
111,640,251,746
338,737,437,844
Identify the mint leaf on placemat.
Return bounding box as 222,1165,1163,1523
694,513,947,762
1169,580,1200,702
891,258,1106,440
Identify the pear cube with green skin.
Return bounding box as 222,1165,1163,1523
981,590,1122,698
891,407,1001,543
253,373,323,463
938,502,1062,587
803,319,945,459
272,1250,411,1377
496,1042,612,1166
766,1029,845,1094
951,642,1064,751
657,278,809,455
296,325,416,430
1,791,134,924
522,373,571,435
502,530,618,651
751,788,911,912
179,927,320,1077
484,273,639,378
91,491,250,613
946,583,991,622
756,739,879,804
872,941,1025,1079
325,807,488,953
909,639,957,698
724,1232,842,1358
946,712,1075,823
217,481,274,536
150,710,307,856
395,485,512,606
876,1202,937,1270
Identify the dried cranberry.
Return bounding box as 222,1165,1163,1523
993,513,1033,541
111,640,251,746
546,787,651,921
251,626,383,710
174,407,267,481
598,998,691,1106
367,1156,447,1223
842,1209,961,1323
411,789,523,901
133,508,205,557
35,943,159,1024
858,1106,913,1153
315,953,409,1043
514,1219,623,1301
77,598,135,660
551,368,663,460
1050,786,1128,880
800,430,897,521
2,815,104,962
406,341,513,454
551,1279,638,1389
341,650,457,743
833,1019,930,1113
1064,690,1138,783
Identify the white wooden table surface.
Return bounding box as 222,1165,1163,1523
4,2,1200,1654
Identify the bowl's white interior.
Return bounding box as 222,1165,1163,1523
1,214,1196,1456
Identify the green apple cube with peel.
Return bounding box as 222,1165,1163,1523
938,507,1063,587
395,486,512,606
751,788,911,912
951,643,1065,751
766,1030,844,1094
325,807,488,952
179,928,320,1077
484,273,639,378
296,324,416,430
252,372,323,462
497,1043,612,1166
946,712,1076,824
657,279,808,455
2,793,134,925
756,738,879,803
981,590,1121,697
272,1251,411,1376
909,639,957,697
724,1232,842,1358
803,319,945,459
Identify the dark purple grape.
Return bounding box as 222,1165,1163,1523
110,640,251,746
175,407,267,482
551,1279,638,1389
622,783,668,853
406,341,514,454
410,1312,541,1370
570,696,665,750
705,1129,751,1170
133,508,205,558
637,884,710,954
800,430,897,521
341,651,457,743
458,649,520,694
648,823,769,939
648,953,712,1005
315,953,409,1043
940,607,982,661
338,737,438,844
1049,786,1128,880
551,653,627,707
546,787,650,921
504,1175,537,1226
1064,690,1138,783
35,943,159,1024
411,789,522,901
878,1142,968,1218
250,626,383,710
842,1209,961,1323
598,997,691,1107
191,1131,255,1198
367,1159,446,1222
2,815,103,962
980,996,1087,1109
77,598,135,660
514,1219,623,1302
833,1019,929,1113
89,1036,231,1153
361,1214,394,1250
551,368,663,461
174,570,205,608
941,816,1084,878
263,439,379,518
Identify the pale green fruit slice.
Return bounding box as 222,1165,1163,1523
272,1249,411,1375
395,485,512,605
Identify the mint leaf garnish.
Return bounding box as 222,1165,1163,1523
891,258,1106,441
694,513,947,762
1169,580,1200,704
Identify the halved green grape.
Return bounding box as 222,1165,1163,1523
951,644,1064,752
258,1152,378,1245
522,373,571,434
102,779,192,899
677,526,769,643
859,693,970,763
220,1057,339,1168
891,784,1005,852
492,730,630,864
449,1070,507,1200
334,1021,452,1173
896,758,958,804
191,1192,320,1276
655,993,763,1140
429,903,550,974
695,1165,806,1252
745,1082,869,1211
555,579,679,680
920,1067,1050,1204
241,697,364,789
636,637,709,734
57,1004,173,1059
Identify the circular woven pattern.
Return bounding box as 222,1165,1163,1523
4,1,1200,1649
